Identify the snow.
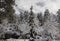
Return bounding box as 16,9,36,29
0,13,59,40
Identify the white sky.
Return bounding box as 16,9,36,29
15,0,60,14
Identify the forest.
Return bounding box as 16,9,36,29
0,0,60,41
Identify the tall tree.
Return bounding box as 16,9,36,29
44,9,50,22
28,6,35,39
28,6,34,26
57,9,60,23
0,0,15,23
19,12,24,23
24,11,29,22
37,12,44,26
57,9,60,30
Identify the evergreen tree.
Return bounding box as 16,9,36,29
0,0,15,23
37,12,44,26
20,12,24,23
57,9,60,30
28,6,34,27
57,9,60,23
28,6,37,39
24,11,29,22
28,6,35,38
44,9,50,22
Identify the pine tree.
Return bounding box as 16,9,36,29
43,13,59,39
24,11,29,22
28,6,34,27
28,6,38,40
44,9,50,22
57,9,60,23
28,6,35,39
0,0,15,23
57,9,60,31
20,12,24,23
37,12,44,26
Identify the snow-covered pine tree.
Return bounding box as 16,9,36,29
28,6,34,27
24,11,29,22
43,12,59,40
57,9,60,30
28,6,36,39
57,9,60,23
37,12,44,26
19,12,24,23
44,9,50,22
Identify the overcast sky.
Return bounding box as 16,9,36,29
15,0,60,14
